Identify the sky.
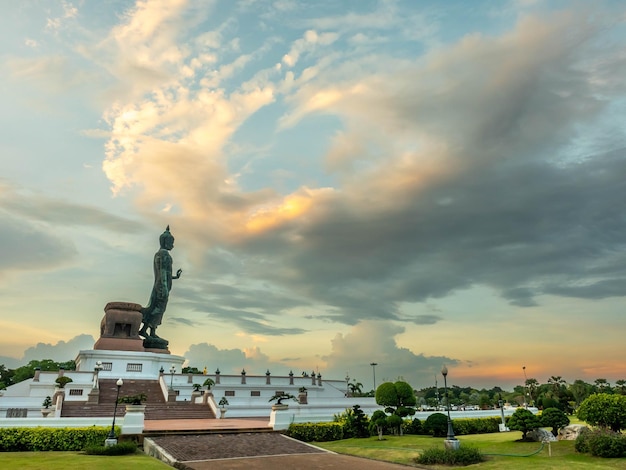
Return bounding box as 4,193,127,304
1,0,625,392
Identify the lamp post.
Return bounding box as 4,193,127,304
106,378,123,444
498,393,508,431
345,373,350,397
169,365,176,390
522,366,529,409
441,365,459,449
370,362,378,392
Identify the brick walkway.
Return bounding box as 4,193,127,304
144,420,415,469
144,419,407,470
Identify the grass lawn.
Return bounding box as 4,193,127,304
315,431,626,469
0,451,171,470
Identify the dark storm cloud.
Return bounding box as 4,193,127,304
177,282,309,335
223,10,626,326
166,8,626,334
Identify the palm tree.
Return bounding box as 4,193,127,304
547,376,566,401
525,378,539,405
349,380,363,396
594,378,610,392
615,379,626,395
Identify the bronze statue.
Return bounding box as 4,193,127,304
139,226,182,339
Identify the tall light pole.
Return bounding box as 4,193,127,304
441,365,458,448
370,362,378,392
345,373,350,397
522,366,528,409
170,365,176,390
106,378,123,443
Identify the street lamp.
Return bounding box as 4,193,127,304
106,378,123,443
498,393,508,431
169,365,176,390
522,366,528,409
345,373,350,397
370,362,378,392
441,365,457,444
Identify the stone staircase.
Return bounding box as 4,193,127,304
61,379,215,420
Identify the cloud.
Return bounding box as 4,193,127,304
183,342,286,375
22,334,95,363
90,3,626,338
0,211,77,272
321,321,456,389
282,30,338,68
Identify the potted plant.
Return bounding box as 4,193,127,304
298,386,308,404
41,396,53,417
203,377,215,394
269,392,297,410
218,396,229,418
118,393,147,406
55,376,73,389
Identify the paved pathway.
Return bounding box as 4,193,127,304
144,419,416,469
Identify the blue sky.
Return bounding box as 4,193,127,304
1,0,625,391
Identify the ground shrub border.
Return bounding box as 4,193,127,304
287,422,344,442
0,426,114,451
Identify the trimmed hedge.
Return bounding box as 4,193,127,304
416,446,485,466
0,426,114,451
85,441,138,455
287,423,344,442
452,417,503,435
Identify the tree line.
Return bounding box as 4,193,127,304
0,359,76,390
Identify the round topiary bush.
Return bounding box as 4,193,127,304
424,412,448,437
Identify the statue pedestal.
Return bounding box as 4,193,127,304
94,302,145,352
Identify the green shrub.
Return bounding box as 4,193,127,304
541,407,570,436
507,408,541,440
118,393,147,405
287,422,344,442
424,413,448,437
575,428,626,458
84,441,138,455
416,446,484,466
577,393,626,432
452,417,501,435
403,417,422,435
0,427,113,452
333,405,370,438
589,433,626,458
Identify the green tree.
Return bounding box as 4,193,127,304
615,379,626,395
525,378,539,405
594,378,611,393
387,414,403,435
348,380,363,396
577,393,626,432
508,408,541,440
369,410,388,440
11,359,74,385
541,407,570,436
375,381,416,414
569,379,593,406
